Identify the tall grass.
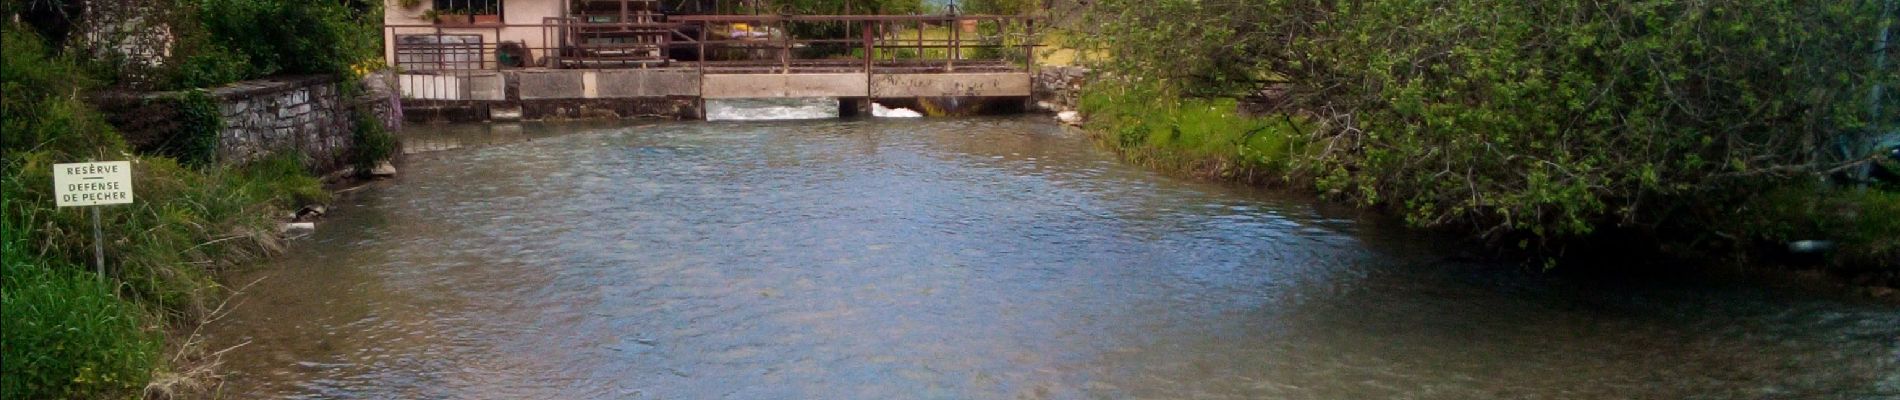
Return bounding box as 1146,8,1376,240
2,181,162,399
1078,80,1307,183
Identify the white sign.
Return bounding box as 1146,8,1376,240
53,161,135,207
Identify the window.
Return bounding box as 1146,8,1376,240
433,0,503,14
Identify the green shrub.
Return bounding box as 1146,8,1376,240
1732,186,1900,269
1,27,123,161
200,0,369,78
145,90,223,168
350,107,398,171
1079,0,1898,255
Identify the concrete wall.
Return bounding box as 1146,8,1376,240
701,73,868,99
870,73,1032,98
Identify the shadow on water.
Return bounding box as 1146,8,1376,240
210,117,1899,399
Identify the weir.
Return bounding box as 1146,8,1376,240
382,11,1040,121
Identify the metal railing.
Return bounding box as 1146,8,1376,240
383,14,1039,74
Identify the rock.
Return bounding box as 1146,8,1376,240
281,222,316,235
490,106,524,122
1787,240,1836,254
368,161,398,177
293,204,327,222
1057,111,1082,126
871,103,923,118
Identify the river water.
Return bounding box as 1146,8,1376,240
209,117,1899,399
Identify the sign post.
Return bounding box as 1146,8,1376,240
52,161,135,282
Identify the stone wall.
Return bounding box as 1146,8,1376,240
95,75,399,173
1032,66,1090,113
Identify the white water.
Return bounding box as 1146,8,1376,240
705,98,839,121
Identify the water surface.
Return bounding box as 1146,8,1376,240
211,117,1900,399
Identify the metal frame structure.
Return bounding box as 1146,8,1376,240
384,14,1039,74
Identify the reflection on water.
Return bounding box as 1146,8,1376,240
211,117,1900,399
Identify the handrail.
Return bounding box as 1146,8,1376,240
385,14,1040,73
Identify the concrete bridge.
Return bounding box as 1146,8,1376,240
386,14,1040,120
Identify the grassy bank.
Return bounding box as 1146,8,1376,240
1,22,332,398
1077,81,1307,184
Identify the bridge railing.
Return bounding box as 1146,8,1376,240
384,14,1039,74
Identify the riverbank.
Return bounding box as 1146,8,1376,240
1,12,388,397
1060,77,1900,296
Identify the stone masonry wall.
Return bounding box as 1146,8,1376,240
210,76,352,168
96,75,399,174
1032,66,1090,113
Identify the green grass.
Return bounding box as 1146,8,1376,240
2,186,162,400
1078,81,1307,183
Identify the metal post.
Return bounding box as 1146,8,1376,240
780,19,791,74
1026,19,1036,72
91,206,104,282
864,21,875,98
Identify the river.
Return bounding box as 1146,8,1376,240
208,117,1899,399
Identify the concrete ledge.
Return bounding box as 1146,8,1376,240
518,71,585,100
597,70,702,98
872,73,1032,98
467,73,505,101
400,74,465,100
702,73,868,99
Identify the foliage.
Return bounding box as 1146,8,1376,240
147,90,225,168
765,0,923,14
189,0,380,84
961,0,1034,15
0,26,122,161
1079,80,1306,182
1078,0,1900,259
351,106,399,172
1730,186,1900,269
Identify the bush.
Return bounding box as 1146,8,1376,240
1079,0,1899,256
195,0,376,80
0,27,123,161
350,107,398,171
1733,186,1900,269
147,90,224,168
